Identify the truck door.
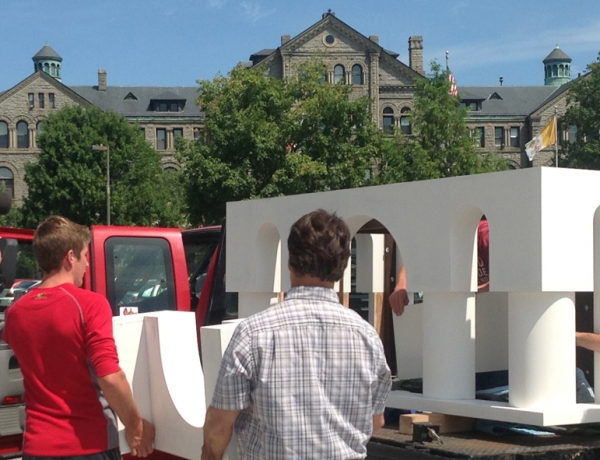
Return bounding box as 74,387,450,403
90,227,189,316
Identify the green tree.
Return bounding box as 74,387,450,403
22,105,186,227
375,62,505,184
178,62,386,225
562,54,600,169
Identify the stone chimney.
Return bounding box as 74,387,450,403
408,36,424,76
281,35,291,45
369,35,379,45
98,68,107,91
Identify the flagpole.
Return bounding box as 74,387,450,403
554,106,559,167
446,50,449,71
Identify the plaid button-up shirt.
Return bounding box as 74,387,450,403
211,286,392,460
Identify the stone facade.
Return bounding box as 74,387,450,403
0,50,203,203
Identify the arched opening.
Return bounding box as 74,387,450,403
43,63,49,74
334,64,345,84
16,121,29,148
50,63,56,76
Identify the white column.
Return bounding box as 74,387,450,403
422,292,476,400
508,292,575,408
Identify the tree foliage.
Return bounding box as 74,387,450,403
22,105,186,227
374,62,505,184
562,54,600,169
178,62,387,225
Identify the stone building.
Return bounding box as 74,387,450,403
249,12,576,169
0,44,202,202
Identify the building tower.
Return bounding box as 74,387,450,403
32,44,63,82
543,46,571,86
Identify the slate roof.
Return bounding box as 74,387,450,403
544,46,571,62
459,86,560,117
69,86,202,118
33,44,62,61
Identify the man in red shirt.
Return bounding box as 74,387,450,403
3,216,154,460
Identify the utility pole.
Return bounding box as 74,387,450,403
91,144,110,225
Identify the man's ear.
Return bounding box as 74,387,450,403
64,249,75,270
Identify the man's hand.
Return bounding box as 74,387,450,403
127,418,155,457
389,288,409,316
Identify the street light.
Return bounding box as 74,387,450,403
91,144,110,225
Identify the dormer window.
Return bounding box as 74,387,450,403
460,100,481,111
151,94,185,112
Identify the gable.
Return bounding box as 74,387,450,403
379,60,416,87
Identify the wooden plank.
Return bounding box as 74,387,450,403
399,413,476,435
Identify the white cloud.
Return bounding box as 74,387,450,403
238,1,275,23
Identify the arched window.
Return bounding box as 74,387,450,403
383,107,394,133
0,168,14,198
400,107,412,135
352,64,363,85
0,122,8,148
50,64,56,76
552,65,558,77
558,65,564,77
43,63,49,74
56,64,61,77
334,65,345,84
36,121,44,136
17,121,29,148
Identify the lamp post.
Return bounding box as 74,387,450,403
91,144,110,225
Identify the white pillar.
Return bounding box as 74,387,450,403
508,292,575,408
422,292,476,400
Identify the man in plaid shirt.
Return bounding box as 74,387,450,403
202,210,392,460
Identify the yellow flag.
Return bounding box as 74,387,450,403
525,117,557,161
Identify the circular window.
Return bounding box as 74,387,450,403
323,34,336,46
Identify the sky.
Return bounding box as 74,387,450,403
1,0,600,91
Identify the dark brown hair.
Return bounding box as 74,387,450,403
287,209,351,282
33,216,91,273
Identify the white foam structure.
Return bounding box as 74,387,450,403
113,312,206,459
225,167,600,426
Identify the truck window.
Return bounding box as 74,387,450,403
105,237,176,316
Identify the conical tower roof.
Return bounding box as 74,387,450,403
544,46,571,63
33,44,62,62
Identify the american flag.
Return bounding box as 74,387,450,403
448,73,458,96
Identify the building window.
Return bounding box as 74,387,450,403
383,107,394,133
510,127,520,147
0,122,8,148
140,127,146,139
194,128,201,141
153,100,183,112
17,121,29,148
28,93,34,109
49,93,55,108
334,65,345,84
474,127,485,147
0,168,14,198
38,93,45,109
568,125,577,144
400,108,411,135
352,64,363,85
36,121,43,136
43,63,49,74
173,128,183,138
156,129,166,150
494,127,504,147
